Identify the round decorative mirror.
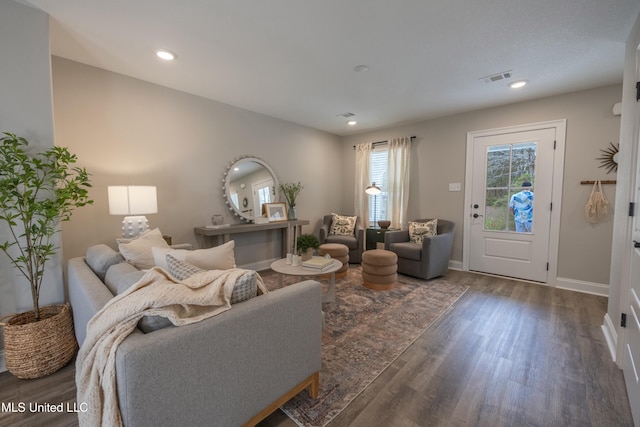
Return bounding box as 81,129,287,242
223,156,279,222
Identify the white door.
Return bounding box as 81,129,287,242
623,95,640,426
468,127,556,282
625,238,640,426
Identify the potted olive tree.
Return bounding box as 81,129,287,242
0,132,92,378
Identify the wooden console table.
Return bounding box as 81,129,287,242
194,220,309,257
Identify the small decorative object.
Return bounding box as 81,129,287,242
296,233,320,261
597,142,619,174
212,214,223,225
280,182,303,220
264,202,288,222
377,220,391,229
0,132,92,378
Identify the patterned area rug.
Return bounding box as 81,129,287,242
261,265,469,427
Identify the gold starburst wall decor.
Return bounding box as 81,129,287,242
597,142,619,174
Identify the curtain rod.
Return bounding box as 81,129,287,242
353,136,416,149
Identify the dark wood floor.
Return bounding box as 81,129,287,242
0,270,633,427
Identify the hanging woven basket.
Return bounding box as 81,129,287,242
0,303,77,379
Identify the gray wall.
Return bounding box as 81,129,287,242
51,57,343,266
341,84,622,287
0,1,61,355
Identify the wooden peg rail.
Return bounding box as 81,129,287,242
580,180,617,185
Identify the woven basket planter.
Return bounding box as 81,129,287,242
1,303,77,379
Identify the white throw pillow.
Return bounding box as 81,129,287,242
152,240,236,271
329,213,357,236
118,228,170,269
409,219,438,244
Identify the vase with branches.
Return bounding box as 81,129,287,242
279,181,303,220
0,132,93,321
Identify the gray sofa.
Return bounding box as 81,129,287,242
67,245,323,427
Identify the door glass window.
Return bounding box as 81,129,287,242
484,142,536,232
257,185,271,206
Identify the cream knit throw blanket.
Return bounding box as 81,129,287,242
76,267,267,427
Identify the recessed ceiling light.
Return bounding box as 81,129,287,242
347,120,357,126
509,80,528,89
156,49,176,61
354,65,369,72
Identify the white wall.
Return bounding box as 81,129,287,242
51,57,343,266
0,1,60,354
341,84,622,290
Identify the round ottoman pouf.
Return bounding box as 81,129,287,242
361,249,398,290
318,243,349,278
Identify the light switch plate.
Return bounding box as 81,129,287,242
449,182,462,192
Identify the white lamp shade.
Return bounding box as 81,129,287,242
108,186,158,215
365,182,382,195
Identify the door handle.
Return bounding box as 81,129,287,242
634,240,640,248
473,213,483,218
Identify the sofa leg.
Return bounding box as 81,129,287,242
242,372,321,426
308,371,320,398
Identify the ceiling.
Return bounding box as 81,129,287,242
21,0,640,136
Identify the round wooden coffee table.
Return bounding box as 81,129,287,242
270,258,342,303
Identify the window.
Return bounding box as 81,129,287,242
484,142,536,232
369,146,388,226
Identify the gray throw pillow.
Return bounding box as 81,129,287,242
105,261,144,296
85,244,124,282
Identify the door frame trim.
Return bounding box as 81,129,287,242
462,119,567,284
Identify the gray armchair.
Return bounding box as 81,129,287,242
319,214,364,263
384,219,455,280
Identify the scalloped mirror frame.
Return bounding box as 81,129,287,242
222,156,279,222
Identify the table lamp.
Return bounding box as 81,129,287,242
108,185,158,238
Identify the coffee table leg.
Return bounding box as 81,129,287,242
278,273,283,287
323,272,336,303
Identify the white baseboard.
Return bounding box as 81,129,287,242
0,350,6,373
448,260,463,271
601,313,618,362
555,277,609,296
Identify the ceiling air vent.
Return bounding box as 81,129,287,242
337,112,355,119
480,71,513,84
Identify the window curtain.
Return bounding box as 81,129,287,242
387,137,411,229
354,142,373,227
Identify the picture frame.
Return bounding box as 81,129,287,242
264,202,288,222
